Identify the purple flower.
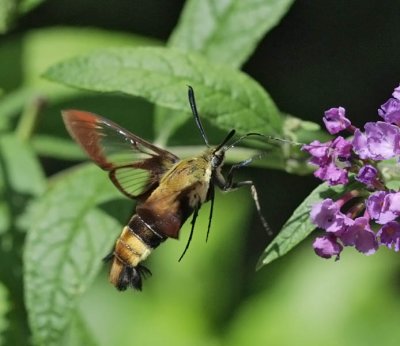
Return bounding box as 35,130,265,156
331,136,353,158
314,162,349,185
364,122,400,159
378,221,400,251
378,85,400,125
355,164,378,187
387,192,400,214
381,192,400,222
313,234,343,259
352,129,369,159
302,136,352,185
366,191,398,224
302,140,330,167
310,199,350,234
323,107,351,134
366,191,390,223
340,217,378,255
378,98,400,125
352,122,400,160
392,85,400,100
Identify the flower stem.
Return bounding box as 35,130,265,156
336,189,360,208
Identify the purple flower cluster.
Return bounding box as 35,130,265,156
303,85,400,259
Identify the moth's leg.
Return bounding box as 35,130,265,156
205,184,215,242
219,160,273,235
178,205,200,262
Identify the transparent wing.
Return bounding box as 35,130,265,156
62,109,180,198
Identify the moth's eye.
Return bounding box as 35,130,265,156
211,153,224,168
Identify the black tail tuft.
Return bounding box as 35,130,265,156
117,264,152,291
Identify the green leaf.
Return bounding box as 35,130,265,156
155,0,293,143
24,164,130,346
0,134,45,196
153,106,189,146
0,282,9,345
0,0,17,34
44,47,282,135
0,134,44,345
0,0,45,33
64,312,98,346
19,0,45,13
0,89,35,131
378,158,400,189
23,27,160,91
257,180,360,269
32,135,86,160
169,0,295,68
0,134,45,234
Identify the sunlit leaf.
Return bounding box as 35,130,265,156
257,180,361,268
24,164,130,346
170,0,295,68
44,47,282,135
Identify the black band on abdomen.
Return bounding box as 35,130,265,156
127,214,166,249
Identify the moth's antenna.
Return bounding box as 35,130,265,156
215,129,236,152
188,86,209,146
225,132,305,151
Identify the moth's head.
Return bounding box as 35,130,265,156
211,148,225,169
210,129,236,168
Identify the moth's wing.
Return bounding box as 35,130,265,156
62,109,180,198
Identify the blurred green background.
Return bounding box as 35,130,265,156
2,0,400,345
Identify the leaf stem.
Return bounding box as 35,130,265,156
15,95,46,142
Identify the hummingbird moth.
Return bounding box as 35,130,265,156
62,87,270,291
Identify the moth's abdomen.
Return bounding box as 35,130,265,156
108,214,166,291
